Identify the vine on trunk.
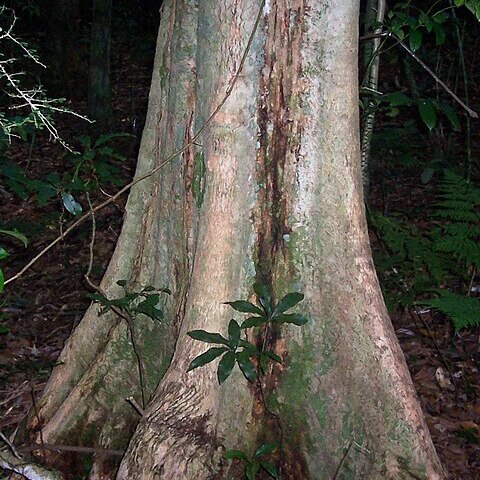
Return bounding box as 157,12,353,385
187,282,309,480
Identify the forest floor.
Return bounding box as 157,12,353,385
0,33,480,480
369,182,480,479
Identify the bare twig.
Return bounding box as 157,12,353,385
257,378,284,478
83,196,148,410
467,266,476,297
84,275,148,410
409,307,458,394
383,28,478,118
0,430,20,458
332,438,354,480
30,383,45,447
125,317,147,409
396,39,478,118
85,193,96,279
126,396,145,416
257,321,284,478
360,29,478,119
450,6,473,180
4,0,266,289
0,7,92,150
359,32,388,41
83,196,151,406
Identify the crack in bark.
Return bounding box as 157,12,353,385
249,0,311,477
255,0,305,286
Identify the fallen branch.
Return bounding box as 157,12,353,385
0,450,64,480
18,443,124,456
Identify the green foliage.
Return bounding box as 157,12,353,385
0,228,27,247
360,90,460,132
187,283,307,384
431,170,480,269
360,0,467,176
371,170,480,330
0,133,130,216
455,426,480,444
186,284,308,478
370,121,422,174
370,211,440,308
385,3,449,48
88,280,171,323
65,134,131,190
0,157,55,205
454,0,480,20
57,133,131,214
418,291,480,332
224,443,279,480
0,228,27,294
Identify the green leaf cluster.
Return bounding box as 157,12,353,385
454,0,480,20
88,279,171,323
360,92,459,132
0,133,130,216
224,443,278,480
0,158,57,206
385,3,449,49
187,319,282,384
187,283,308,384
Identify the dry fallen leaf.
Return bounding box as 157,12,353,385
435,367,455,391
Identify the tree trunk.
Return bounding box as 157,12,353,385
48,0,84,98
88,0,113,129
30,0,445,479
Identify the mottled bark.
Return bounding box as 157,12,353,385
31,0,445,479
27,5,182,477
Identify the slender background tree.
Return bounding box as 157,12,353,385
88,0,113,130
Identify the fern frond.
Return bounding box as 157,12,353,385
430,171,480,269
442,222,480,238
432,222,480,267
418,290,480,332
434,171,480,221
369,212,411,254
434,203,478,222
370,172,480,315
423,255,448,284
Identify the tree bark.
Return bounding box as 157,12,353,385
30,0,446,479
88,0,113,129
47,0,83,98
